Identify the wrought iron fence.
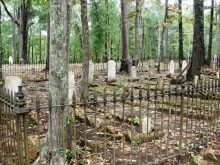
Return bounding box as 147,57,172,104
1,78,219,164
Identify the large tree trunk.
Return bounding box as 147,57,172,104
105,0,110,60
120,0,131,73
133,0,141,67
207,0,214,66
80,0,90,101
187,0,205,80
39,28,42,63
12,7,17,63
0,4,2,80
178,0,184,68
217,4,220,66
19,0,29,64
141,17,145,65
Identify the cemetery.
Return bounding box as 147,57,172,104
0,0,220,165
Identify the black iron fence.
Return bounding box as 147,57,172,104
0,78,220,164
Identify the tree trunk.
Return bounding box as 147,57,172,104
133,0,141,67
217,4,220,66
120,0,131,73
12,7,17,63
80,0,90,101
34,0,71,164
19,0,29,64
0,4,2,80
141,17,145,65
178,0,184,68
105,0,110,60
187,0,205,80
207,0,214,66
157,27,161,73
163,0,168,62
39,28,42,63
45,12,50,71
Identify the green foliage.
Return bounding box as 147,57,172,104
132,116,140,125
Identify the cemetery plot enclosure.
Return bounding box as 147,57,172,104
0,78,220,164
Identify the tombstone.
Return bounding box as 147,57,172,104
8,56,13,64
194,75,199,86
169,60,175,75
68,71,76,104
142,116,152,133
88,61,94,84
148,59,155,69
5,76,22,94
182,60,187,77
157,78,164,90
20,58,25,64
130,66,137,80
217,71,219,79
107,60,116,82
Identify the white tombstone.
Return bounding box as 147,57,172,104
182,60,187,77
88,61,94,84
9,56,13,64
68,71,76,104
130,66,137,80
169,60,175,75
107,60,116,82
217,72,219,79
148,59,155,69
5,76,22,94
142,116,152,133
194,75,199,86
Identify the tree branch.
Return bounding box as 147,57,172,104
0,0,20,27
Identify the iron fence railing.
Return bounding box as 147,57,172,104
0,78,219,164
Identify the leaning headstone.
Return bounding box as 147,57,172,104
8,56,13,64
5,76,22,94
68,71,76,104
148,59,155,69
142,116,152,133
169,60,175,75
194,75,199,86
130,66,137,80
182,60,187,77
88,61,94,84
217,71,219,79
107,60,116,82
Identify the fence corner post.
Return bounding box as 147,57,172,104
179,84,185,153
15,85,29,165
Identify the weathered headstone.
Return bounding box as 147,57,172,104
142,116,152,133
5,76,22,94
194,75,199,86
182,60,187,77
88,61,94,84
8,56,13,64
169,60,175,75
157,78,164,90
68,71,76,104
148,59,155,69
107,60,116,82
130,66,137,80
217,71,219,79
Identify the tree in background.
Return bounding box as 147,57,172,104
207,0,214,66
0,4,2,80
120,0,131,73
178,0,184,68
80,0,90,101
187,0,205,80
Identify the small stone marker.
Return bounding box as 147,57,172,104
169,60,175,75
130,66,137,80
194,75,199,86
217,72,219,79
157,77,164,90
107,60,116,82
5,76,22,94
8,56,13,64
182,60,187,77
68,71,76,104
88,61,94,84
142,116,152,133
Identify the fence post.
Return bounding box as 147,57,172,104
179,85,185,154
15,85,29,165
